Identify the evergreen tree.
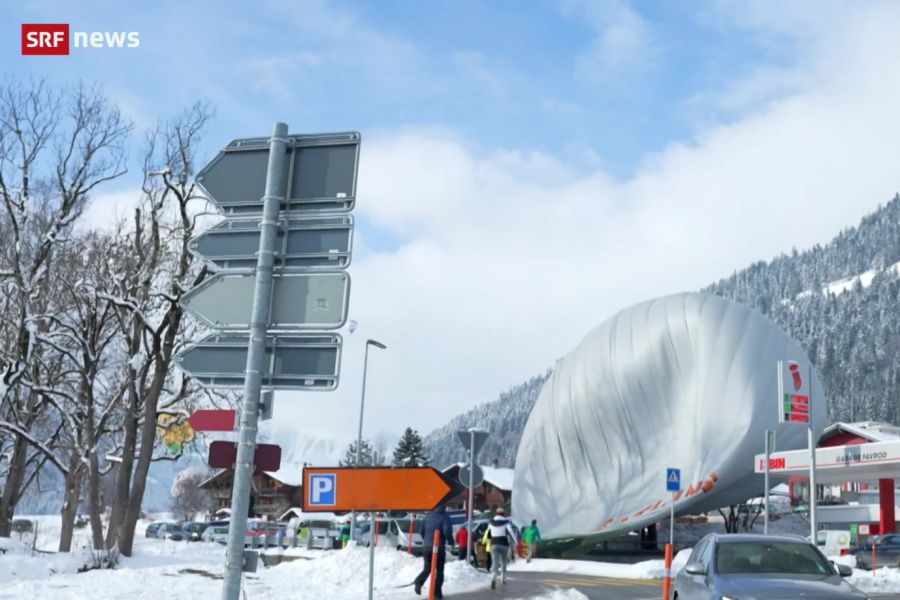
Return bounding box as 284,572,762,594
340,439,386,466
392,427,429,466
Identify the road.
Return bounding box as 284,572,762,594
448,571,900,599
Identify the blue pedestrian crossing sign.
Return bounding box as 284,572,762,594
666,468,681,492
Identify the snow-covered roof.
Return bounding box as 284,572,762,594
279,507,340,522
823,421,900,443
445,463,515,491
199,465,303,489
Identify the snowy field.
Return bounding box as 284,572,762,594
3,515,900,598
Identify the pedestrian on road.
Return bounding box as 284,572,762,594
414,505,454,598
487,508,514,589
522,519,542,562
455,524,469,562
340,518,351,548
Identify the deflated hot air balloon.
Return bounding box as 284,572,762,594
512,292,824,542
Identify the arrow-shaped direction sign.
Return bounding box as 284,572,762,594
181,271,349,330
196,132,360,215
209,440,282,472
176,333,342,390
189,215,354,271
187,409,237,432
301,467,464,513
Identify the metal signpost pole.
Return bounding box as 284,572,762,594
764,430,771,535
351,342,371,543
670,492,674,550
221,122,288,600
351,340,386,542
808,364,817,540
467,432,475,566
368,511,376,600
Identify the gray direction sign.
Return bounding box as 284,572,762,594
456,429,489,458
189,215,354,271
176,333,342,390
196,132,360,214
182,271,349,330
459,464,484,488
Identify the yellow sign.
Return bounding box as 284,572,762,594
157,413,195,453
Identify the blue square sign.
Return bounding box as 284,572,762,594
308,473,336,506
666,468,681,492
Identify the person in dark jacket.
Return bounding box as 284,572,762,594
414,505,454,598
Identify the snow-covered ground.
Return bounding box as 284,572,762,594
5,515,900,597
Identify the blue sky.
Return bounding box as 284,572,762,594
7,1,795,179
4,1,900,446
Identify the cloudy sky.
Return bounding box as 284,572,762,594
4,1,900,451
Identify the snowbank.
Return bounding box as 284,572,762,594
510,548,692,579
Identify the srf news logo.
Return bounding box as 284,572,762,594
22,24,140,55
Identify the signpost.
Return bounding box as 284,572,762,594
176,333,342,390
457,429,489,567
181,271,350,330
458,464,484,488
301,467,462,512
778,360,816,539
208,441,282,472
664,468,680,600
195,132,360,214
187,409,237,432
189,215,354,271
763,430,775,535
175,124,360,600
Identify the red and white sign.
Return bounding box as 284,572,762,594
21,24,69,55
21,24,140,56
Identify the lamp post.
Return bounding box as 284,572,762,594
350,339,386,543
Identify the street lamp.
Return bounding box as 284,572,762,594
350,339,386,542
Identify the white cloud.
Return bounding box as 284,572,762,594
564,0,659,85
269,2,900,443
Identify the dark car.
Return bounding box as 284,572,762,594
673,533,868,600
181,521,211,541
854,533,900,570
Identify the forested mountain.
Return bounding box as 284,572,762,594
424,195,900,467
423,373,549,469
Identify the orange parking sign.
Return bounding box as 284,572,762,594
302,467,460,512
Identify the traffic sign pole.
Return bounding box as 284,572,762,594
221,122,289,600
467,431,475,566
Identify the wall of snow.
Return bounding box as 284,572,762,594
512,292,825,540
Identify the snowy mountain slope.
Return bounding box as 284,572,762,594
425,194,900,465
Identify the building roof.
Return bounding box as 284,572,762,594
822,421,900,443
443,463,515,491
199,465,303,489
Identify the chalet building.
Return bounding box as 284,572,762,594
200,469,302,520
441,462,514,512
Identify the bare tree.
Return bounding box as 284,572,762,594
0,80,131,538
103,103,213,556
171,468,212,522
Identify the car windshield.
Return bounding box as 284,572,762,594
716,541,834,575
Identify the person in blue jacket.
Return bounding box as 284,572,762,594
414,505,454,598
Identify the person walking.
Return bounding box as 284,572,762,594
340,518,351,548
522,519,542,562
487,508,514,589
414,505,454,598
455,524,469,562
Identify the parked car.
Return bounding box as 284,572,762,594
813,529,854,557
291,517,342,550
145,522,164,538
181,521,212,541
673,533,867,599
202,524,230,544
854,533,900,570
155,522,185,540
